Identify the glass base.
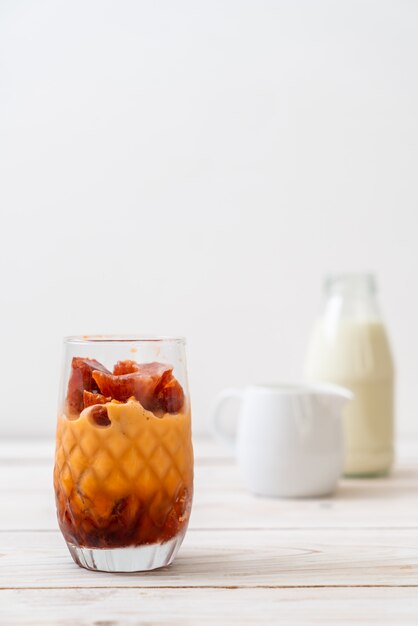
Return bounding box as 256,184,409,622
67,534,184,572
343,449,393,479
344,468,390,479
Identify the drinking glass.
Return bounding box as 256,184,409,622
53,336,193,572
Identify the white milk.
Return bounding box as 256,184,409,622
305,276,394,476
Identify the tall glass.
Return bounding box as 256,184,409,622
53,336,193,572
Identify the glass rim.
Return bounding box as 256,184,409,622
63,335,186,345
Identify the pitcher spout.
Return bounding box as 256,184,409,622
312,383,354,415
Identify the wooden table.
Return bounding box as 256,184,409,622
1,437,418,624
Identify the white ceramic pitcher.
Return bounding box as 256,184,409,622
211,383,353,498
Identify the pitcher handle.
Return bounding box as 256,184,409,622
211,388,243,450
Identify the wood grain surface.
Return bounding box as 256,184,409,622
1,438,418,624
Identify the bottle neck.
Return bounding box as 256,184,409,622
321,274,381,322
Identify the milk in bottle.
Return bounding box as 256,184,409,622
305,275,394,476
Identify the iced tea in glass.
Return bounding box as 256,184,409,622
53,336,193,572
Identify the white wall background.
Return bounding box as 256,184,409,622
1,0,417,438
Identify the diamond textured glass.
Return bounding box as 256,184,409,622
53,336,193,572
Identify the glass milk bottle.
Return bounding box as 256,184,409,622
305,274,394,477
